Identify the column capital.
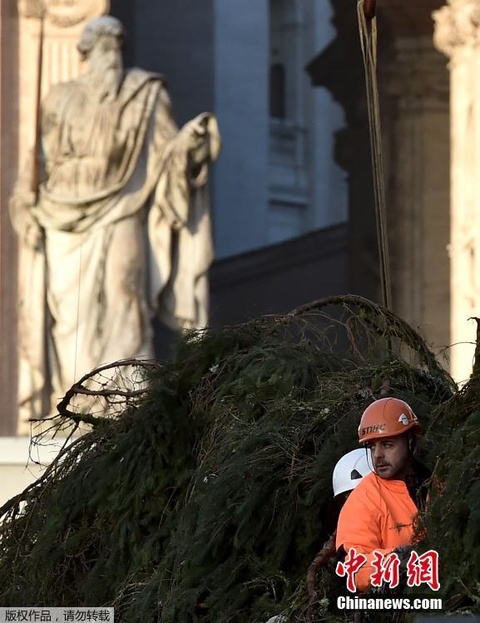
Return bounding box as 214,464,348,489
19,0,109,28
434,0,480,57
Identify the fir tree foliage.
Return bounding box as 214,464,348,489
0,295,476,622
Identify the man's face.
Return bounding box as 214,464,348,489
88,34,123,96
367,435,409,480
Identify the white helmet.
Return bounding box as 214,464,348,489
332,448,372,497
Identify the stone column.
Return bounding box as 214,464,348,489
383,37,450,359
434,0,480,382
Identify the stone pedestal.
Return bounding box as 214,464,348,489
434,0,480,382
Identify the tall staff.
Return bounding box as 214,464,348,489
31,1,46,199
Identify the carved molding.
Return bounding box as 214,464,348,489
19,0,109,27
433,0,480,57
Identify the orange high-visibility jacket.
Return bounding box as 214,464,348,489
335,471,418,592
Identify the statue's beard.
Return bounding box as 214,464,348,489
103,67,123,101
89,61,123,102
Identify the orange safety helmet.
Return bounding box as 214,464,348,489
358,397,423,444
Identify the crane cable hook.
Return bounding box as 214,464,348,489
357,0,392,311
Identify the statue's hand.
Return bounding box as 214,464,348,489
180,115,209,162
15,189,37,210
24,220,44,251
180,113,221,165
10,189,44,250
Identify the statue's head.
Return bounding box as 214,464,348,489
77,15,125,61
77,16,125,99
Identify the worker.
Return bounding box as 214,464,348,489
332,448,373,504
335,397,430,592
304,447,374,619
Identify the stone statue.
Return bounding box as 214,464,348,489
10,15,221,428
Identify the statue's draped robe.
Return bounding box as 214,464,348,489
12,68,215,423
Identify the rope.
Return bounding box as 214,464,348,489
73,243,83,398
357,0,392,310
